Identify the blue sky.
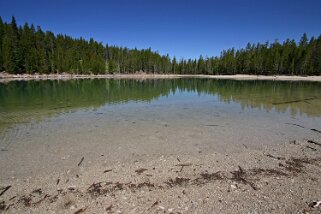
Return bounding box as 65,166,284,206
0,0,320,59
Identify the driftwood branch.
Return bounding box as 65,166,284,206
0,186,11,197
272,97,316,105
77,157,84,166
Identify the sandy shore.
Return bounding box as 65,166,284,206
1,72,321,82
0,138,321,213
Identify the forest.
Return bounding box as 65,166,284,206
0,16,320,75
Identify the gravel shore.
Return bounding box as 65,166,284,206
1,138,321,213
1,72,321,82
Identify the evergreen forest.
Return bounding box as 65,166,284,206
0,16,320,75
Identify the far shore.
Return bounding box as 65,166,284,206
1,72,321,82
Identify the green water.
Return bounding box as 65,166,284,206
1,78,321,116
0,78,321,137
0,78,321,136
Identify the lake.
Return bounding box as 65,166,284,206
0,78,321,179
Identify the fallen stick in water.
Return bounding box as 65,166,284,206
50,105,72,110
285,123,305,128
311,128,321,134
272,97,316,105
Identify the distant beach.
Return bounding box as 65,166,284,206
1,72,321,82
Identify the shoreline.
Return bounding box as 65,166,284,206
0,139,321,213
1,72,321,82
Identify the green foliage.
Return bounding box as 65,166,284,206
0,16,320,75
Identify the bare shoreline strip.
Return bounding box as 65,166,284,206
1,73,321,82
0,140,321,213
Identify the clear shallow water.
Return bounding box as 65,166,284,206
1,78,321,124
0,78,321,179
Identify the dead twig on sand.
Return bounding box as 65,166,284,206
106,204,113,211
307,140,321,147
198,171,226,181
231,166,258,190
165,177,190,187
32,194,49,205
265,153,286,160
74,206,88,214
176,163,192,172
150,201,159,208
0,186,11,197
78,157,84,166
135,168,148,174
0,201,6,210
32,188,42,195
309,201,321,208
176,163,192,167
306,146,317,151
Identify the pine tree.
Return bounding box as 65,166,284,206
0,17,4,71
310,35,321,74
2,27,14,73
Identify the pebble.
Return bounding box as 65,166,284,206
158,206,165,210
230,184,237,189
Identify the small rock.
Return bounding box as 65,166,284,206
158,206,165,210
231,184,237,189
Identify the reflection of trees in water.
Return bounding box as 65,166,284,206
0,79,320,121
208,80,321,117
168,78,321,117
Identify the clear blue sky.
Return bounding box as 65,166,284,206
0,0,320,59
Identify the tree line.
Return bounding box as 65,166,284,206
0,16,320,75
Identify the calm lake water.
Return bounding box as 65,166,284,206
0,78,321,179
